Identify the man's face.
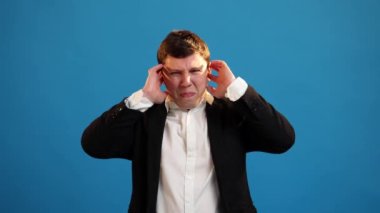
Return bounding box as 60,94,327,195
162,53,210,109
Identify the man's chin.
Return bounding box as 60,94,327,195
176,99,200,110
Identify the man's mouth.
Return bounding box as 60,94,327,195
180,92,196,98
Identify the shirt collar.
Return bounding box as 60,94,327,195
164,91,214,112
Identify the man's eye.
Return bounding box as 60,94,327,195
170,72,181,76
190,69,201,73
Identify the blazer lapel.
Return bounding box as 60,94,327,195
206,102,232,212
145,103,167,211
206,103,223,154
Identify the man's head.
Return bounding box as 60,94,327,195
157,30,211,109
157,30,210,64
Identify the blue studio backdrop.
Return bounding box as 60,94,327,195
1,0,379,212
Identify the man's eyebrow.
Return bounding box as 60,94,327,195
190,65,204,70
164,65,204,72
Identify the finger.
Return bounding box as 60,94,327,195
149,64,164,74
154,63,164,70
209,61,220,71
158,70,163,79
208,73,219,82
210,60,223,65
210,60,224,70
161,68,170,79
156,65,164,74
207,85,217,95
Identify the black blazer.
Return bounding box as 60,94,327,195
82,86,295,213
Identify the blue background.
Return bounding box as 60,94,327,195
1,0,379,212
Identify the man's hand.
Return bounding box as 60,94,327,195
142,64,167,103
207,60,236,98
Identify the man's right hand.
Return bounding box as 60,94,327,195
142,64,167,104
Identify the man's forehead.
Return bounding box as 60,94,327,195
164,54,207,70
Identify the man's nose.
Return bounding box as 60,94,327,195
180,73,192,86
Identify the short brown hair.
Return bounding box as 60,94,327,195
157,30,210,64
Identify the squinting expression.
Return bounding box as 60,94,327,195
162,53,210,109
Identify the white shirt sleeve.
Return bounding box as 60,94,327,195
225,77,248,102
124,89,154,112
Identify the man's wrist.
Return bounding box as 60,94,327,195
125,89,154,112
225,77,248,101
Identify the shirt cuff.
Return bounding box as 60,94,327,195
124,89,154,112
225,77,248,102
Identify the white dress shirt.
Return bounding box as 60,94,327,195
125,77,248,213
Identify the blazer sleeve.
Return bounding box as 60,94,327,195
234,86,296,153
81,100,143,160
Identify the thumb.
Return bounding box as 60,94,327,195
157,90,168,103
207,86,217,96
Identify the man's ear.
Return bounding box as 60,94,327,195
207,62,211,74
206,66,211,82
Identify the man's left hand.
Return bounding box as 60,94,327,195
207,60,236,98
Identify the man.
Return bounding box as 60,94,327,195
81,30,295,213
